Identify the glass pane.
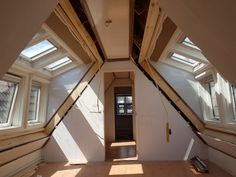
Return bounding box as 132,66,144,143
182,37,201,50
21,40,56,59
231,85,236,120
118,104,124,108
28,85,40,122
126,96,132,103
171,53,199,66
118,108,125,114
0,80,17,124
117,96,125,104
126,104,133,114
45,57,72,71
208,81,220,119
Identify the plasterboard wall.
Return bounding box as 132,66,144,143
44,69,105,163
43,61,207,162
0,1,58,79
158,0,236,87
152,61,203,120
208,147,236,176
46,63,92,122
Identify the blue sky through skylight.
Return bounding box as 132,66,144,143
45,57,72,71
21,40,56,59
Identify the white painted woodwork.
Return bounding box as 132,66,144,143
85,0,130,59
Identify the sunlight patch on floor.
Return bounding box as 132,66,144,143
109,164,143,175
110,141,136,147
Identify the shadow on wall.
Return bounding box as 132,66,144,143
44,104,104,163
46,63,92,122
44,77,105,163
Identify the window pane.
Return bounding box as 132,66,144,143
126,104,133,114
231,85,236,120
117,96,125,104
182,37,201,50
0,80,17,124
21,40,56,60
28,85,40,122
118,108,125,114
126,96,132,103
171,53,199,66
45,57,72,71
208,81,220,119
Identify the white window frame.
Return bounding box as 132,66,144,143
0,74,21,129
27,82,41,124
27,76,49,128
230,85,236,121
198,74,221,122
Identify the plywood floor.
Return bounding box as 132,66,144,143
32,142,233,177
32,161,233,177
106,141,137,161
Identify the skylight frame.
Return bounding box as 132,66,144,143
20,39,57,61
170,53,200,67
45,57,72,71
181,37,201,51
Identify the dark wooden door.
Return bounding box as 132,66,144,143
114,87,133,141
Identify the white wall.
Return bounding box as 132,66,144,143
152,61,203,120
44,68,105,163
44,60,207,163
208,147,236,176
46,63,92,122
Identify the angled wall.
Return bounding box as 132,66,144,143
0,0,58,78
43,61,207,163
46,63,92,122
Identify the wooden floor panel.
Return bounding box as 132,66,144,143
32,160,233,177
106,141,137,161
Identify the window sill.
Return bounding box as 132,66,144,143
27,121,45,129
0,125,22,131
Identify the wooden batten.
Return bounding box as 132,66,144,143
55,0,103,66
44,62,100,135
140,60,205,132
0,132,48,152
139,0,167,63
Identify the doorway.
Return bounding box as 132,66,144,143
104,72,137,161
114,87,133,141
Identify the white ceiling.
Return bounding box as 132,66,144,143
85,0,130,59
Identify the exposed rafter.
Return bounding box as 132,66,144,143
139,0,167,63
54,0,103,66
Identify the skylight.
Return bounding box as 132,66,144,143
21,40,57,60
171,53,199,66
45,57,72,71
182,37,201,50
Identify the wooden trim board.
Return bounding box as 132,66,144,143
44,62,100,135
139,60,205,131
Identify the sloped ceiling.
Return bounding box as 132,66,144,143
158,0,236,86
0,0,58,78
